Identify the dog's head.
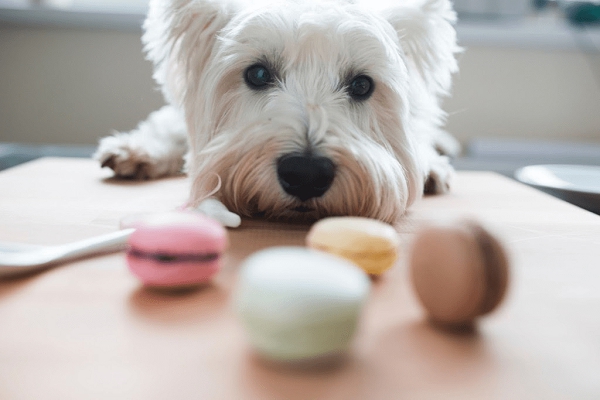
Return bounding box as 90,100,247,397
144,0,459,223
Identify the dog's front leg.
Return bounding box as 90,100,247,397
194,198,241,228
95,105,188,179
422,129,460,195
424,153,456,194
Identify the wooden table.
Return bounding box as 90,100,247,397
1,158,599,399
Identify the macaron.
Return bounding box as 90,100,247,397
409,221,510,327
126,212,228,288
306,217,400,275
235,247,371,363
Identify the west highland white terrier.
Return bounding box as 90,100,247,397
95,0,461,227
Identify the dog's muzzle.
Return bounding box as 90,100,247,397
277,153,335,202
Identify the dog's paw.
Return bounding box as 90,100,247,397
95,134,182,180
424,156,455,195
433,131,461,158
195,198,241,228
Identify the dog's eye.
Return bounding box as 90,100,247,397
348,75,374,100
245,64,273,89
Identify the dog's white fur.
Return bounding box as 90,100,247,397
96,0,460,225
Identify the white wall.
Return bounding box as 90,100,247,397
0,25,164,145
1,24,599,146
445,46,600,144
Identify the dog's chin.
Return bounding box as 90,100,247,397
226,195,332,223
216,176,407,224
218,189,404,224
248,203,323,223
279,205,324,222
245,200,384,224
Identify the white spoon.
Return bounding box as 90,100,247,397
0,229,134,278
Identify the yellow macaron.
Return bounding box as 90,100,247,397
306,217,400,275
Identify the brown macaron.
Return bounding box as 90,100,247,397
409,221,510,327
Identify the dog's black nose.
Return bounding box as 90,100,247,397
277,154,335,201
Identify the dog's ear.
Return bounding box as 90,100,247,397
383,0,460,97
142,0,234,105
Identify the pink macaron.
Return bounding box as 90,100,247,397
126,212,228,288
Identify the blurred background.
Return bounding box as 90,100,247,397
0,0,599,175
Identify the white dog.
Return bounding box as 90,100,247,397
95,0,460,227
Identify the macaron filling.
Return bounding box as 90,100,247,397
310,245,396,262
310,244,397,274
467,223,509,315
127,248,220,263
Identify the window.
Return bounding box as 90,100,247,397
0,0,148,29
3,0,149,12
